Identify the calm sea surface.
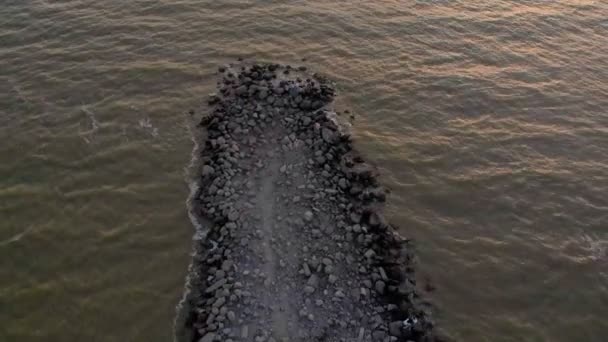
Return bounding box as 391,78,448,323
1,1,607,341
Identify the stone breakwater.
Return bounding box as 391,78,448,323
183,62,440,342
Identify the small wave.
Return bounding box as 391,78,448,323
581,235,607,263
138,117,159,137
0,227,32,246
173,113,208,342
79,105,100,144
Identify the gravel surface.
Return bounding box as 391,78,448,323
183,62,440,342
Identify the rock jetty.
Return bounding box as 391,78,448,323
183,61,440,342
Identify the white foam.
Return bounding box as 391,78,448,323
172,114,209,342
138,117,159,137
79,105,100,143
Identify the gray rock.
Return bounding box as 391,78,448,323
389,321,403,337
307,274,320,288
199,332,216,342
304,211,314,222
300,99,311,110
205,279,227,294
228,211,239,222
375,280,386,295
368,212,386,228
212,297,226,308
236,85,248,96
372,330,387,341
364,249,376,259
379,267,389,281
321,128,335,143
289,87,300,98
258,88,269,99
303,262,312,276
202,165,215,177
221,259,233,272
357,328,365,341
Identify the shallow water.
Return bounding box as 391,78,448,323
1,1,607,341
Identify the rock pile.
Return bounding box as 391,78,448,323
184,61,440,342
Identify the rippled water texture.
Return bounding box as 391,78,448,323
1,1,607,341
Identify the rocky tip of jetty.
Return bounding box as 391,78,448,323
183,60,444,342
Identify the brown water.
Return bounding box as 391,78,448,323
1,1,607,341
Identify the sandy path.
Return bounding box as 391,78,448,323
256,151,293,339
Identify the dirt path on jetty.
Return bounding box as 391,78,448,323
182,62,440,342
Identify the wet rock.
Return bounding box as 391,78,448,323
368,211,386,229
208,94,220,105
202,165,215,177
321,128,336,143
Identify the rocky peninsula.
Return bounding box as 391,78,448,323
181,61,439,342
